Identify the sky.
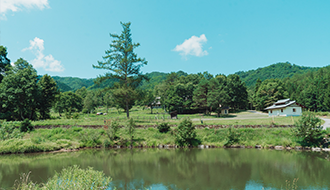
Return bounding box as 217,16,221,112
1,0,330,79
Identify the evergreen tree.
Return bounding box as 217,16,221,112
38,74,59,119
192,79,209,114
93,22,147,118
207,77,230,117
0,46,11,83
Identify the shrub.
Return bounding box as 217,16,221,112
175,118,198,146
72,112,80,119
157,122,170,133
43,165,111,189
106,120,120,140
293,112,324,147
0,121,22,140
79,130,102,147
20,119,34,132
224,127,240,146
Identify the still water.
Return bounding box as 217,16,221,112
0,148,329,189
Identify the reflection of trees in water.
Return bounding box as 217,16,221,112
0,149,329,189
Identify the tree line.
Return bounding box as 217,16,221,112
250,65,330,112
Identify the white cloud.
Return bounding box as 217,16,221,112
173,34,208,58
0,0,49,19
23,37,64,72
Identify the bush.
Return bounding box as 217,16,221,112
44,165,111,189
0,121,22,140
106,120,120,140
20,119,34,132
79,130,102,147
224,127,240,146
293,112,324,147
157,122,170,133
175,118,198,146
72,112,80,119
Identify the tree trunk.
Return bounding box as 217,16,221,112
126,100,129,118
151,106,153,114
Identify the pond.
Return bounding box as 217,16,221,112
0,148,329,189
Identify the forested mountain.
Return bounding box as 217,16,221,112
235,62,319,88
52,76,94,92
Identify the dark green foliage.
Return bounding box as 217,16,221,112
236,62,319,88
224,127,240,146
192,79,209,114
157,122,170,133
175,118,198,146
127,118,136,146
254,79,288,110
79,129,102,147
20,119,34,132
227,74,248,110
207,76,230,117
106,120,120,140
0,121,22,140
0,58,39,120
293,112,323,146
52,76,94,92
0,46,11,83
93,22,147,118
38,74,59,119
54,91,83,116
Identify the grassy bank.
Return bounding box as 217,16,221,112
31,107,304,126
1,126,329,154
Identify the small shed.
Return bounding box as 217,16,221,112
265,99,304,117
220,106,230,115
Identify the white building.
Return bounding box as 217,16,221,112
265,99,304,117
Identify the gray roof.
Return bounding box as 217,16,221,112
265,100,297,110
274,99,290,105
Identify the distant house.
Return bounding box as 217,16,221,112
220,106,230,115
265,99,304,117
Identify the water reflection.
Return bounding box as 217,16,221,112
0,148,329,189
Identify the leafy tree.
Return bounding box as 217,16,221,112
103,90,114,113
138,89,156,114
254,79,288,110
175,118,197,146
0,46,11,83
227,74,248,110
294,112,323,146
192,79,209,114
54,91,83,117
0,58,39,120
83,91,99,114
75,87,88,99
93,22,147,118
38,74,59,119
207,77,230,117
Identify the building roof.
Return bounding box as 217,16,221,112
265,99,303,110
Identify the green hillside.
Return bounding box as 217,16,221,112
235,62,319,88
52,63,321,92
52,76,94,92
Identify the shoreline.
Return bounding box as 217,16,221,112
5,144,330,156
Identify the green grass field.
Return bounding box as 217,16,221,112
32,107,305,126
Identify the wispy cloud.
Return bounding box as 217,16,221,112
23,37,64,72
0,0,49,19
173,34,208,58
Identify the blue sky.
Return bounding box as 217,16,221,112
1,0,330,78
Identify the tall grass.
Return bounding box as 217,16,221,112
13,165,111,190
